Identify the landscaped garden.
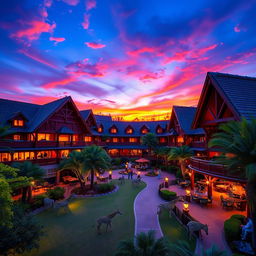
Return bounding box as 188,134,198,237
23,180,146,256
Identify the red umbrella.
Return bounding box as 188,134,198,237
135,158,150,163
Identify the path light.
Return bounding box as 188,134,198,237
109,170,112,180
185,190,191,202
164,177,169,188
183,202,189,214
138,171,141,179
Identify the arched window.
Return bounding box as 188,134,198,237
125,126,134,134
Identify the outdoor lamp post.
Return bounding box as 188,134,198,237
164,177,169,188
138,171,141,179
183,202,189,214
109,170,112,180
185,189,191,202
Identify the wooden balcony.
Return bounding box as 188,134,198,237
0,140,34,148
3,158,59,166
189,157,246,182
35,141,58,147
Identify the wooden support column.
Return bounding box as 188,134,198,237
190,170,195,190
206,176,213,199
56,170,60,184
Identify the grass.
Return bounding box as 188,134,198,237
159,209,196,250
23,180,146,256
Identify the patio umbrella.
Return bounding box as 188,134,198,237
135,158,150,163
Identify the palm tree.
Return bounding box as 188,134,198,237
82,145,111,190
0,125,13,139
168,145,194,179
154,147,171,166
209,119,256,248
59,150,87,190
170,240,227,256
115,230,170,256
142,133,158,156
12,161,44,181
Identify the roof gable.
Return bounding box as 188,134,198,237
192,72,256,128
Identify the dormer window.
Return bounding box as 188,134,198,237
13,120,24,127
110,127,117,134
156,127,163,134
13,134,21,141
98,125,103,133
141,125,149,134
125,126,133,134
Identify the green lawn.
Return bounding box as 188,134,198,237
24,180,146,256
159,210,196,250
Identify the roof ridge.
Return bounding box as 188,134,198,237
209,72,256,82
0,98,40,107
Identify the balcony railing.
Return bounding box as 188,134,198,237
189,157,246,182
0,140,34,148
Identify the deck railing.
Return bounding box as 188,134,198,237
189,157,246,182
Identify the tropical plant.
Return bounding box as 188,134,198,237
0,205,43,255
154,147,171,166
0,177,13,227
168,146,194,178
82,145,111,190
47,187,65,200
142,133,158,156
208,119,256,248
0,125,13,139
59,150,87,190
12,161,44,181
115,230,170,256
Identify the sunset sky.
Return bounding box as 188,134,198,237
0,0,256,120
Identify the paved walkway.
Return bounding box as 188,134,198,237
134,174,165,238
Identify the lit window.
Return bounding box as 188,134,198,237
38,133,53,141
141,129,148,134
85,136,92,142
98,126,103,133
126,128,133,134
159,137,166,143
59,135,70,141
13,120,24,127
110,128,117,134
13,135,21,141
177,136,184,143
129,138,137,143
73,135,79,141
112,138,118,143
157,128,163,134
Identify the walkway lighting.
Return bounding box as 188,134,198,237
164,177,169,188
185,190,191,202
138,171,141,178
183,202,189,214
109,171,112,180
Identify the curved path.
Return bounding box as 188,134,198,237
134,174,165,238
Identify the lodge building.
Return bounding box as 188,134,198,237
0,72,256,183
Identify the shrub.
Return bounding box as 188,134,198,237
159,190,177,201
96,183,115,193
145,171,158,177
47,187,65,201
31,194,47,209
112,158,122,166
224,214,245,242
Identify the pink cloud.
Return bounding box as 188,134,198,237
85,42,106,49
82,14,90,29
234,25,240,32
62,0,79,6
49,36,66,45
44,0,52,7
86,0,96,11
12,21,56,41
19,49,57,69
43,77,77,89
127,47,155,56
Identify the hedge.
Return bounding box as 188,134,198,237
224,214,246,242
47,187,65,201
159,190,177,201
